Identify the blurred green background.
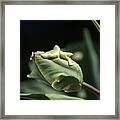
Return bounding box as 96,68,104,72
20,20,100,100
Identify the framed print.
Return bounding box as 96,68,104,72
0,0,119,119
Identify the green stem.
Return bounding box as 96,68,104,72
82,82,100,94
92,20,100,32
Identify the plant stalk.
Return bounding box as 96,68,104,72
82,82,100,94
92,20,100,32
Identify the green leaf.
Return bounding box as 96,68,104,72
27,45,84,92
52,76,80,92
33,57,83,92
20,93,49,100
27,60,45,80
45,94,84,100
20,93,32,96
21,79,64,95
20,79,84,100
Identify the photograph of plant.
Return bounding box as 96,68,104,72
20,20,100,100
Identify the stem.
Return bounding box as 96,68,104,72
92,20,100,32
82,82,100,94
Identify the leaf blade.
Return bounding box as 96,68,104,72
45,94,84,100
